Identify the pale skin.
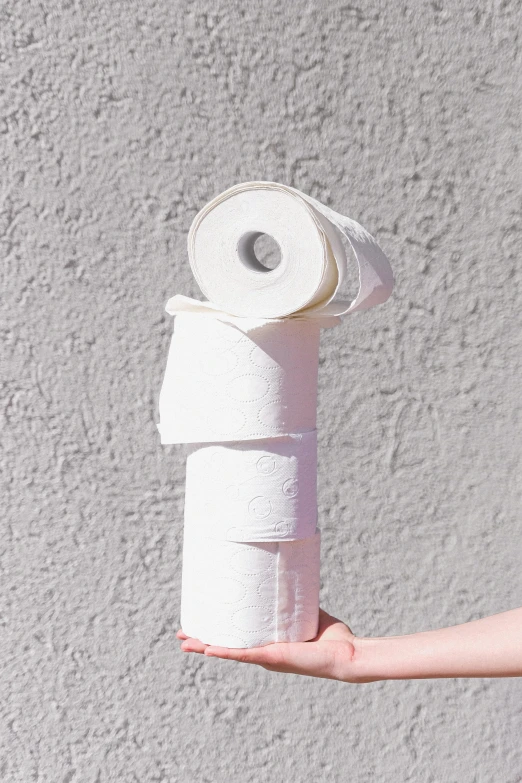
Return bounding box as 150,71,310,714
178,606,522,682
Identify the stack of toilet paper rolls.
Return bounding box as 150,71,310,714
158,182,393,648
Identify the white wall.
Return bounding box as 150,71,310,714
3,1,522,780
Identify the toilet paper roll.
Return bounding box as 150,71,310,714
165,181,393,320
180,530,320,648
184,432,317,542
158,313,320,444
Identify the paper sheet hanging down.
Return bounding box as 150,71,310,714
184,432,317,542
158,313,320,444
180,529,321,648
165,181,393,321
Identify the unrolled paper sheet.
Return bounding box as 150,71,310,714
165,181,393,321
180,530,321,648
184,432,317,542
158,313,320,444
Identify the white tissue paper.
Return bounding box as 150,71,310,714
166,180,393,320
184,432,317,542
159,181,393,648
180,529,321,647
158,313,320,444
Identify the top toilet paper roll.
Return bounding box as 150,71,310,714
165,181,393,320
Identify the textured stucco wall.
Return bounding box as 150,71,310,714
2,1,522,781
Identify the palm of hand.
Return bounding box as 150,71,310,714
178,609,363,682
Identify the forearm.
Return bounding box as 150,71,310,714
352,607,522,682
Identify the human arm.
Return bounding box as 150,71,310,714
178,606,522,682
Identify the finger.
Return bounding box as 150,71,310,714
177,630,189,640
204,644,282,666
204,641,338,679
181,638,208,654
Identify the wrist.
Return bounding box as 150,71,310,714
349,637,389,683
333,637,391,683
348,634,424,683
351,636,404,682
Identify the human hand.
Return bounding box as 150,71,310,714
178,608,377,682
179,605,522,681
